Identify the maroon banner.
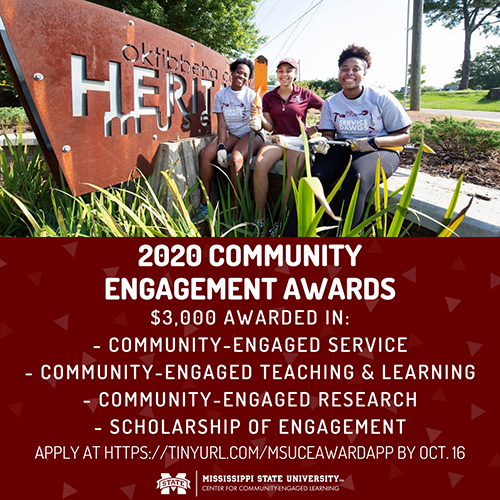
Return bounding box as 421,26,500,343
1,239,499,499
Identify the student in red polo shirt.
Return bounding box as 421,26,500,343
249,58,323,229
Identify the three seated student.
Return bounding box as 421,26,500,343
196,46,412,234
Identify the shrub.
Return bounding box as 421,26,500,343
0,107,29,129
296,78,342,100
0,136,54,235
410,116,500,160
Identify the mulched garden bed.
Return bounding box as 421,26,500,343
400,149,500,190
401,111,500,190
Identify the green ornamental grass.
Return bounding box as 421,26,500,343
0,127,471,238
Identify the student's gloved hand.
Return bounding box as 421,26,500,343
248,115,262,132
348,137,379,152
217,144,228,167
310,137,330,155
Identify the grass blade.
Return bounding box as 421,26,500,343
387,141,423,237
341,175,360,237
439,174,464,234
438,195,473,237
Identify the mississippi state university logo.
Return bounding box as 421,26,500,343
157,473,191,495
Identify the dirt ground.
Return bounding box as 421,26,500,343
401,111,500,190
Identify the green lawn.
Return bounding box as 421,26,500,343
394,90,500,112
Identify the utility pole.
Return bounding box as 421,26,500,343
410,0,423,111
403,0,411,109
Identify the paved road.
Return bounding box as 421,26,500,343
420,108,500,123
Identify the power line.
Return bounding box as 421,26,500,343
257,0,284,29
279,2,322,67
258,0,325,50
270,0,317,68
256,0,269,13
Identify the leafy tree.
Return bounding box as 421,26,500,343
424,1,500,90
296,77,342,99
267,75,277,87
89,0,265,57
318,77,342,96
455,45,500,89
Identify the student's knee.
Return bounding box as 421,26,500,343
230,150,244,170
199,148,210,165
253,159,267,179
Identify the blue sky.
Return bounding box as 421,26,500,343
255,0,500,90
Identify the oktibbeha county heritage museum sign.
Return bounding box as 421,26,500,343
0,0,230,195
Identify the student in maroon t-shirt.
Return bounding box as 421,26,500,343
249,58,323,227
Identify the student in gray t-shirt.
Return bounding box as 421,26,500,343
311,44,412,229
194,58,264,222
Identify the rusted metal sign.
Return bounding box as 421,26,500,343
0,0,230,195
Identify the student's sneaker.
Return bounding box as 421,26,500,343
267,221,281,237
191,203,208,223
254,219,265,237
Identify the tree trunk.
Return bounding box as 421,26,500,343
459,0,472,91
459,28,472,90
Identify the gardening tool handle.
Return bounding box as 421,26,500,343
244,87,264,182
245,130,255,183
323,140,403,152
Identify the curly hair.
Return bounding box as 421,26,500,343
338,45,372,69
230,57,254,79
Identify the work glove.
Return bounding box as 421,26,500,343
348,137,378,153
248,115,262,132
217,145,228,167
310,137,330,155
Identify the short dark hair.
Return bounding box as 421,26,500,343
338,45,372,69
230,57,254,79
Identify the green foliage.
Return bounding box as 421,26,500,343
267,75,277,86
0,135,54,235
410,116,500,159
0,133,204,236
456,45,500,90
88,0,265,57
295,78,342,100
0,107,29,129
289,123,469,238
292,121,342,237
342,143,469,238
0,57,21,107
0,130,469,238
